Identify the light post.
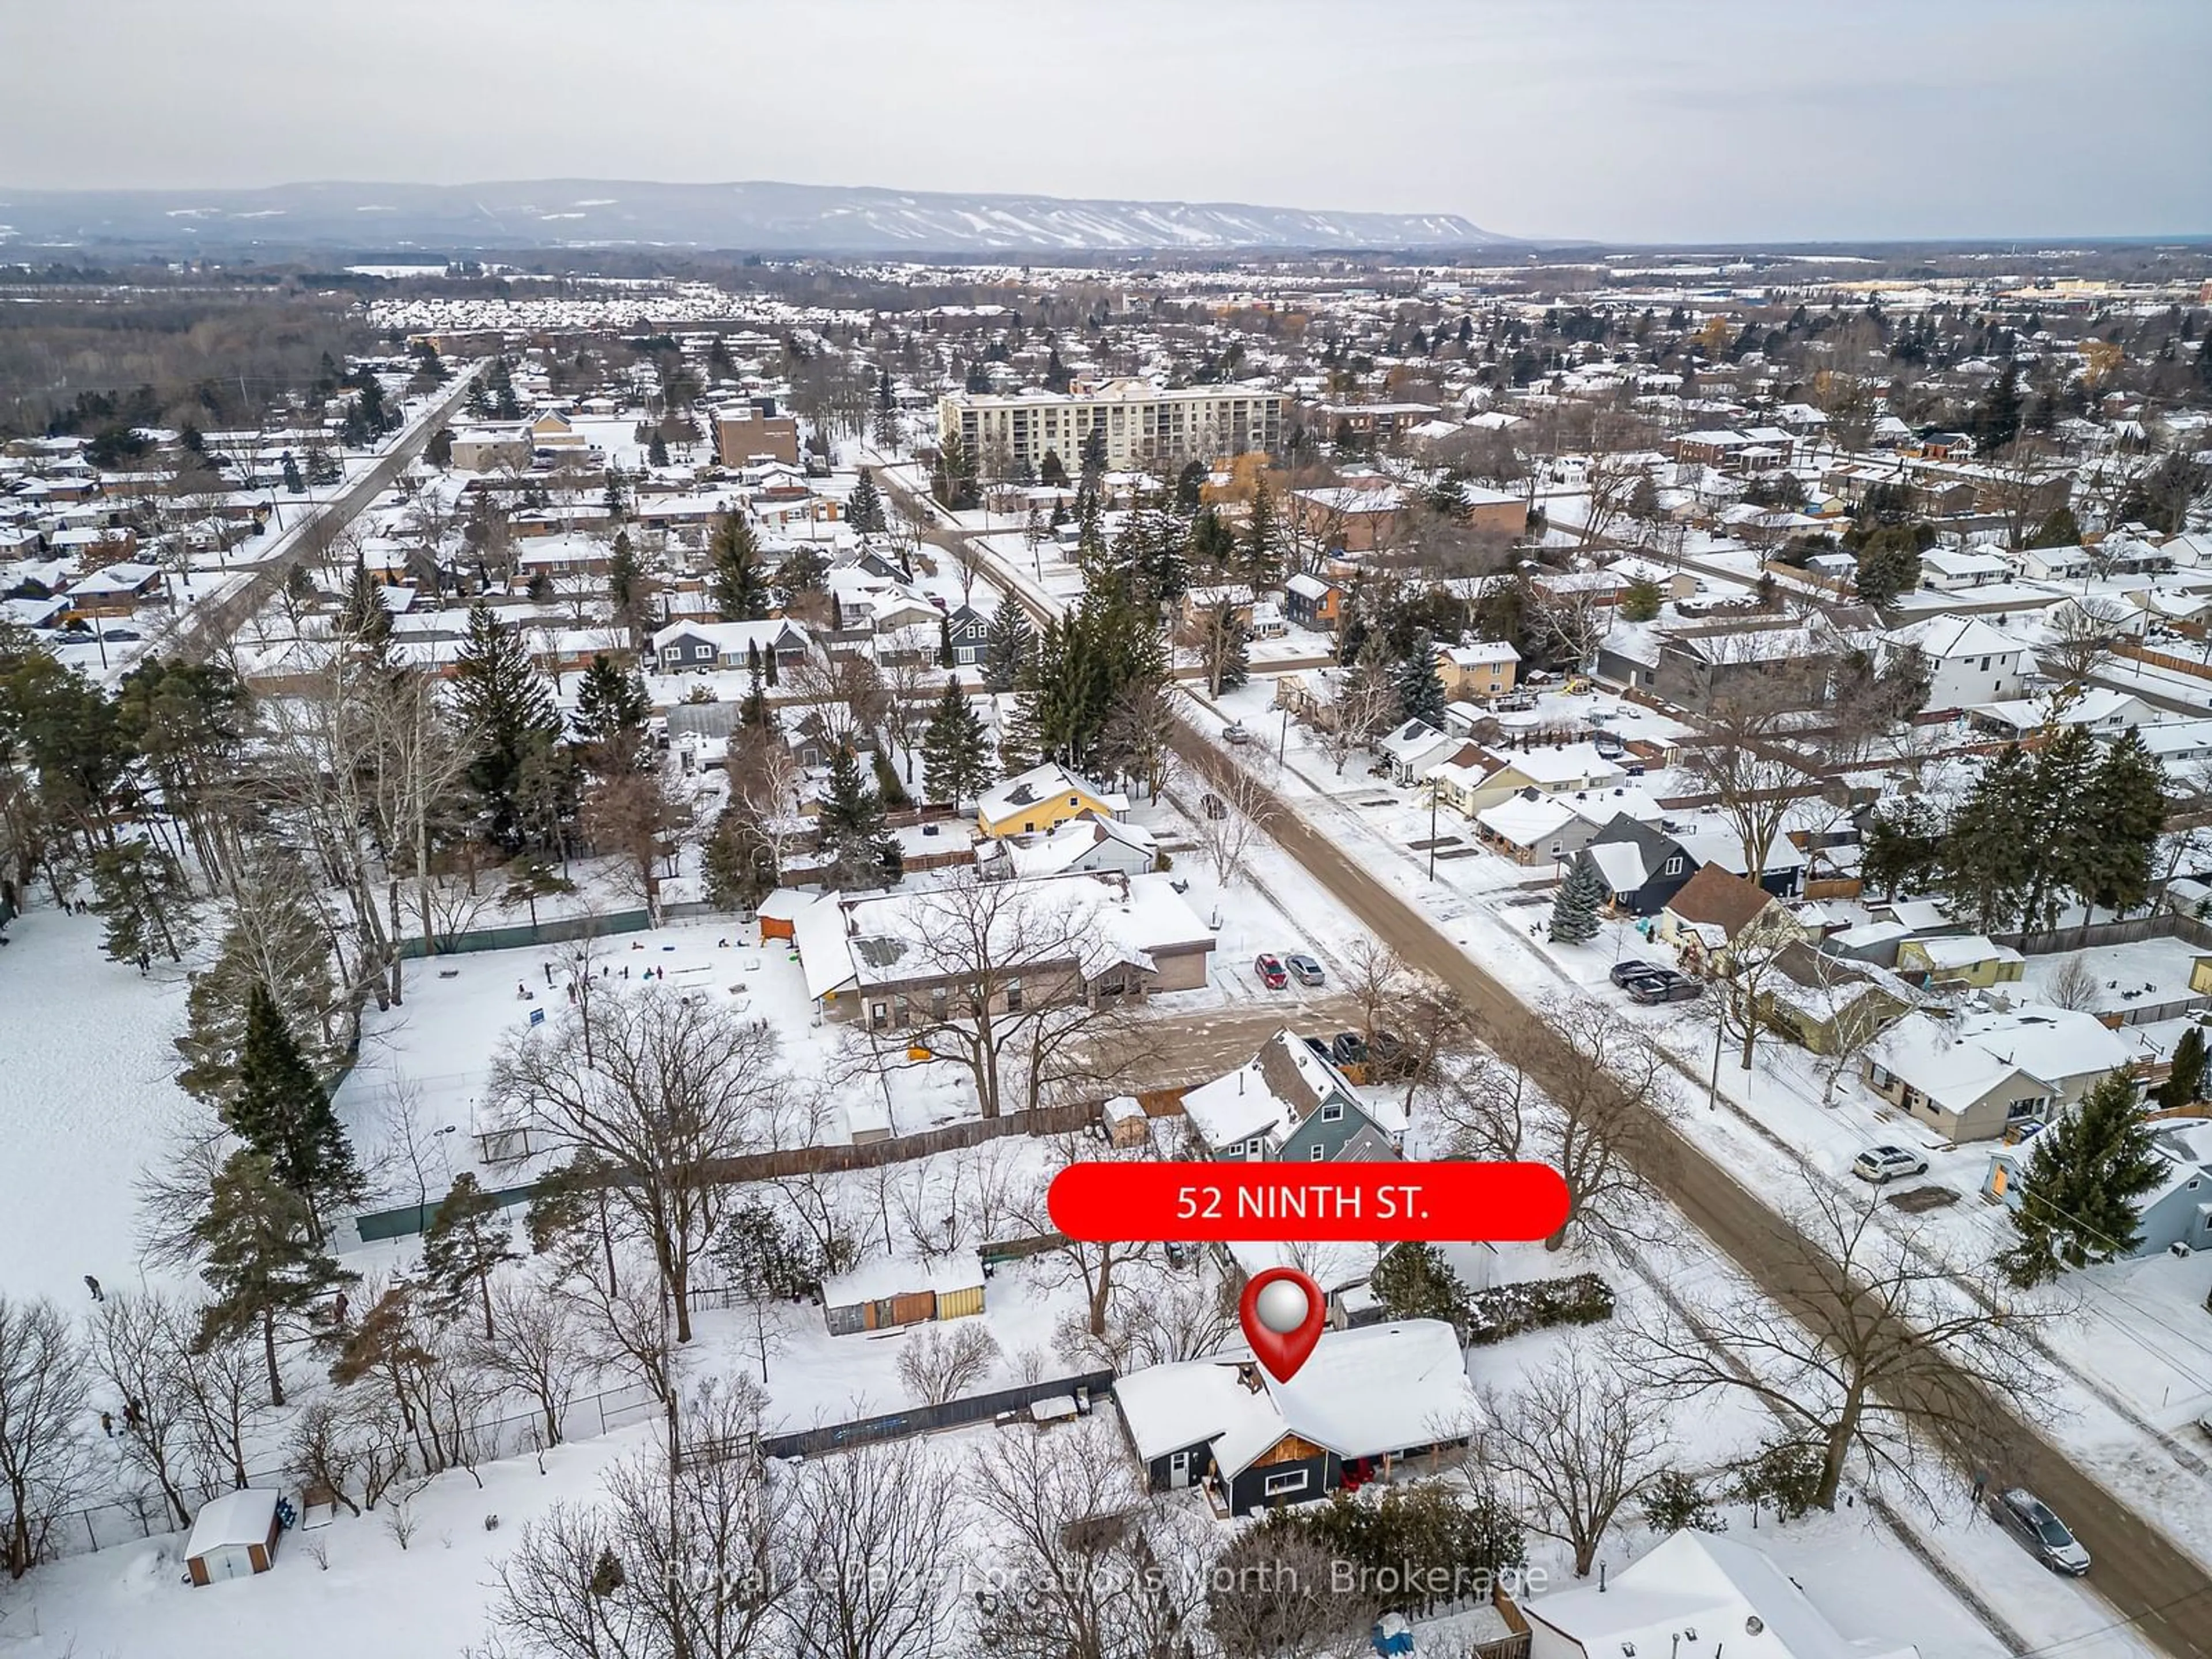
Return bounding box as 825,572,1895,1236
1427,784,1440,884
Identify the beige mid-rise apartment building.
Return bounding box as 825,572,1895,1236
939,378,1285,475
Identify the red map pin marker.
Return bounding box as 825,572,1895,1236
1239,1267,1326,1384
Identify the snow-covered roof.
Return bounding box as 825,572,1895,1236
1904,933,2022,971
1871,1005,2131,1109
1887,614,2024,661
185,1489,279,1558
977,762,1128,824
1285,572,1338,601
1583,839,1648,894
1440,640,1521,668
1112,1320,1479,1476
1180,1029,1361,1153
1523,1529,1918,1659
1476,791,1576,847
1497,744,1624,790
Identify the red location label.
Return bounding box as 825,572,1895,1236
1046,1161,1568,1243
1240,1267,1325,1382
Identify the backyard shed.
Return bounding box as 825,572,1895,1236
756,888,812,944
183,1488,282,1585
820,1250,986,1334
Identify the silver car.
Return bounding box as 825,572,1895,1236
1990,1488,2090,1576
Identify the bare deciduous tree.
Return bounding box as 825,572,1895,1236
1673,671,1824,884
471,1283,597,1450
967,1419,1214,1659
1441,996,1677,1252
88,1293,198,1531
1481,1336,1669,1577
490,990,791,1341
488,1380,789,1659
893,1321,1002,1406
1626,1177,2054,1514
1190,756,1278,888
0,1296,94,1579
783,1437,961,1659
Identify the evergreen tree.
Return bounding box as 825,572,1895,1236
646,431,670,468
193,1150,352,1406
737,660,777,732
1242,479,1282,586
281,452,305,494
920,677,993,808
226,981,362,1241
938,612,956,669
339,563,394,649
425,427,454,469
706,512,772,620
2156,1025,2206,1111
1194,597,1251,698
606,530,647,641
1175,459,1207,515
305,445,340,487
573,653,650,755
1078,427,1108,492
981,603,1033,693
2082,728,2167,916
816,745,900,891
1368,1242,1474,1338
1039,449,1069,489
419,1173,520,1339
89,839,196,964
846,468,887,535
1973,358,2023,454
1618,576,1664,622
2003,1071,2169,1285
176,853,342,1108
451,603,565,847
1548,856,1607,944
1395,632,1448,726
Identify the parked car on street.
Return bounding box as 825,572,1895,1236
1852,1145,1931,1184
1285,953,1324,987
1224,722,1254,745
1610,959,1663,988
1989,1488,2091,1576
1626,974,1703,1005
1255,953,1289,990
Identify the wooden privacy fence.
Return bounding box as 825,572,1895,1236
756,1370,1115,1461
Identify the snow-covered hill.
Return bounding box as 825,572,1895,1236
0,178,1514,254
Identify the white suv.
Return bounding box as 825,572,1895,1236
1852,1145,1930,1184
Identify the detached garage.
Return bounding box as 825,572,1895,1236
820,1251,986,1335
184,1489,282,1585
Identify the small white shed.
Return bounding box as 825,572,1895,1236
184,1488,282,1585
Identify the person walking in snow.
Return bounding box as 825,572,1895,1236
84,1274,103,1302
135,950,150,976
99,1411,113,1438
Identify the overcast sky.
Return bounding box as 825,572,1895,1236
4,0,2206,242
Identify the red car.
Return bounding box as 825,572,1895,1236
1255,953,1289,989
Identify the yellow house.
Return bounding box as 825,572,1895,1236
1436,641,1521,701
1894,934,2026,990
976,762,1130,839
2188,955,2212,996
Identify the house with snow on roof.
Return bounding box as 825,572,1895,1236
1984,1115,2212,1258
1520,1528,1918,1659
1112,1319,1478,1515
1862,1004,2135,1143
1179,1029,1401,1163
1435,639,1521,701
1893,933,2025,991
1283,571,1343,631
1575,816,1703,916
976,761,1128,839
1881,615,2028,711
651,618,809,674
1658,863,1809,967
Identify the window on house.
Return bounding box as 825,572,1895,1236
1263,1468,1310,1498
693,643,712,660
1005,979,1024,1013
2006,1096,2050,1122
1320,1103,1343,1123
1663,856,1684,876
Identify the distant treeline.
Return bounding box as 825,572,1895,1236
0,287,374,440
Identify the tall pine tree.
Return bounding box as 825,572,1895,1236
451,603,565,847
2003,1071,2168,1285
846,469,887,535
707,512,772,620
194,1150,353,1406
981,603,1033,693
226,982,363,1243
920,678,994,808
1396,632,1448,726
816,745,900,891
420,1173,520,1339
